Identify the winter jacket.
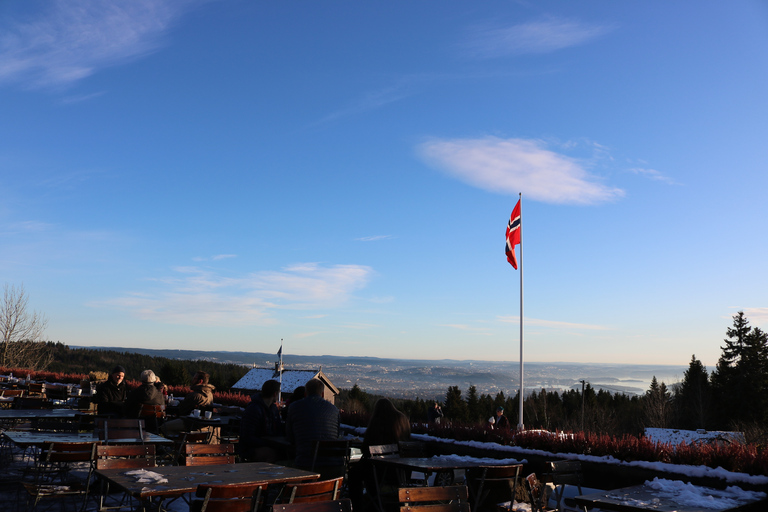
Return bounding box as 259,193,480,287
286,395,340,467
239,392,283,456
94,379,127,416
178,383,215,416
124,382,165,418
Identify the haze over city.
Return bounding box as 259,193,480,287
1,1,767,368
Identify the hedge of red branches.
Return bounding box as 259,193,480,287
341,411,768,476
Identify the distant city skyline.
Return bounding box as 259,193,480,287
2,1,767,368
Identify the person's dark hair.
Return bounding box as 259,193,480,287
292,386,306,401
364,398,410,448
193,371,210,386
305,378,324,397
262,379,281,399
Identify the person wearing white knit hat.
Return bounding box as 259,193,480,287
125,369,165,418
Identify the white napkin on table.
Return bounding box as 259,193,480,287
124,469,169,484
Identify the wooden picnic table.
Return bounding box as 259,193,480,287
2,430,172,448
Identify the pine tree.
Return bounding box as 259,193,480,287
643,376,671,428
466,385,480,423
675,355,710,429
444,386,468,423
711,312,768,426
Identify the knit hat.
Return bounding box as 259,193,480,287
112,365,126,375
140,370,157,383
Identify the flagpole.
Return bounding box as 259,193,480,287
518,192,524,431
279,339,283,404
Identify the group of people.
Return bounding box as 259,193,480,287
92,365,217,434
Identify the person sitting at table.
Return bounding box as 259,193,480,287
286,378,340,471
363,398,411,448
124,369,165,418
239,379,283,462
94,365,127,416
161,370,215,437
281,385,305,421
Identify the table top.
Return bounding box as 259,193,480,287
574,483,766,512
96,462,320,498
370,456,523,472
0,408,85,419
3,430,172,446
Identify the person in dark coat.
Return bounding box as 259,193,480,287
428,401,444,424
239,379,283,462
492,406,510,430
94,365,127,416
124,369,164,418
286,378,339,469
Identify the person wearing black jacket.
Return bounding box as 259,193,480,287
124,369,164,418
94,366,127,416
286,378,339,469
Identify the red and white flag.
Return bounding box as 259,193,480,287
505,200,521,269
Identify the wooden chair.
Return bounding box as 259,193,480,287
95,444,157,511
20,441,97,512
546,460,583,512
311,440,350,480
27,382,46,397
525,474,550,512
191,482,267,512
273,499,353,512
96,418,146,443
280,476,344,504
367,443,400,459
171,430,213,465
398,485,471,512
138,403,166,433
182,443,237,466
465,464,522,512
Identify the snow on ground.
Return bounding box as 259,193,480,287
645,428,746,447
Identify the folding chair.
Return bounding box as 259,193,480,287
273,499,353,512
192,482,267,512
96,418,146,443
95,444,157,512
525,473,550,512
465,464,522,512
399,485,471,512
280,476,344,504
546,461,583,512
20,441,97,512
182,443,237,466
311,440,350,480
138,403,166,434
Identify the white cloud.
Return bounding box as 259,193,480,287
355,235,394,242
93,262,374,326
0,0,201,89
463,18,613,59
743,307,768,326
418,137,624,204
498,315,612,331
628,168,679,185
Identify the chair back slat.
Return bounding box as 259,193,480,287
183,443,236,466
273,499,353,512
367,443,400,458
399,485,470,512
284,477,343,504
191,483,267,512
96,444,156,470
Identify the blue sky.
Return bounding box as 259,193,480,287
1,1,767,367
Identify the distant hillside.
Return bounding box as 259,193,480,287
75,346,687,400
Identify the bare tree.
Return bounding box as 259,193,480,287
0,284,52,370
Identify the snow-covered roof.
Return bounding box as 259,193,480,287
645,428,746,447
232,368,323,394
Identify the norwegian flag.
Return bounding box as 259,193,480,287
505,199,521,269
